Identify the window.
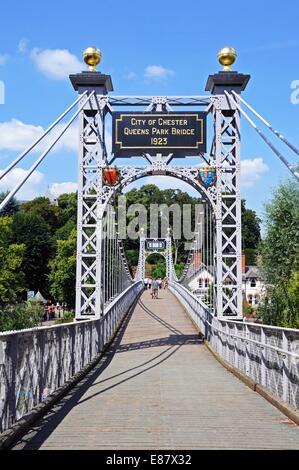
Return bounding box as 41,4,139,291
205,279,209,288
248,295,253,305
250,278,256,288
198,279,202,288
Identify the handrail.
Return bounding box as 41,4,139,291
170,282,299,357
0,281,143,338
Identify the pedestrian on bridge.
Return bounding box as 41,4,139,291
152,279,159,299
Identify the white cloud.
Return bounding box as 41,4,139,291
0,167,44,200
18,38,29,54
124,71,137,80
241,158,269,188
144,65,174,80
50,182,77,196
31,48,83,80
0,54,9,66
0,118,78,153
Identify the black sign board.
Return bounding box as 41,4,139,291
112,112,206,157
145,239,166,252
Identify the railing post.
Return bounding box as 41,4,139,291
282,331,289,403
233,323,238,368
245,324,250,376
260,327,266,388
57,328,62,388
71,324,76,376
38,330,45,403
8,335,18,429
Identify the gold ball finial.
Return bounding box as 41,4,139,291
218,46,237,72
83,47,102,72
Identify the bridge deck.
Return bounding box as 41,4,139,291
13,289,299,450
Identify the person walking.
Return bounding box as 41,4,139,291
152,278,159,299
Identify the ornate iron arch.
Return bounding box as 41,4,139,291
101,161,217,212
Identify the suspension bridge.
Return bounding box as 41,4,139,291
0,47,298,450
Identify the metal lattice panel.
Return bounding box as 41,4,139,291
169,282,299,411
213,96,242,319
0,282,143,433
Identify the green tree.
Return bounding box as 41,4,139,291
0,301,43,332
53,219,76,241
0,217,25,305
57,192,77,226
241,199,261,265
151,262,166,279
49,228,77,308
174,262,185,278
0,192,20,216
121,185,199,267
258,180,299,327
10,212,53,295
21,197,60,234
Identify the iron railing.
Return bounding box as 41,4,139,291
0,281,143,433
169,282,299,411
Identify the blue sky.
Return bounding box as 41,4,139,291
0,0,298,219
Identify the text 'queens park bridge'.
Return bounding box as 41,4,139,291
0,47,298,450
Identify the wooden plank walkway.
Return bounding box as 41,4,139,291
13,289,299,450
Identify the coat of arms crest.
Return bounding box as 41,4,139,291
196,167,217,188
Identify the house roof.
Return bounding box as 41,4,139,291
187,263,214,282
34,290,47,303
243,266,263,280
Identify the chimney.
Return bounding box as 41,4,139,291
194,252,201,267
242,252,246,274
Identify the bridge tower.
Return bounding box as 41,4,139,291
136,233,176,282
70,49,113,319
206,48,250,317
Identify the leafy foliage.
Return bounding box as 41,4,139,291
121,184,201,266
0,217,25,305
174,262,184,278
150,262,166,279
0,301,43,332
0,192,20,216
48,229,77,308
55,310,75,324
257,180,299,328
21,197,60,234
10,212,53,294
0,186,263,331
57,192,77,226
241,199,261,265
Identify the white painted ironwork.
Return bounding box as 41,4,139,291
169,281,299,411
135,232,176,281
231,90,299,158
225,91,299,181
0,281,143,433
0,92,89,184
213,95,243,319
0,92,95,213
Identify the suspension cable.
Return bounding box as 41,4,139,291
231,90,299,158
224,91,299,182
0,91,95,213
0,92,88,183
